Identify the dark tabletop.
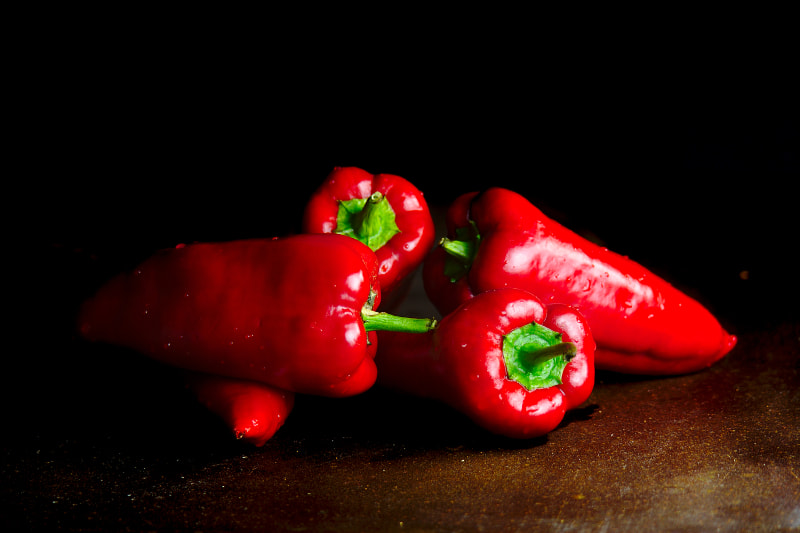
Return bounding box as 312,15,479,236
6,89,799,531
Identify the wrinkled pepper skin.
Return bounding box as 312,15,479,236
423,188,737,375
303,166,435,298
79,234,383,398
375,289,595,439
185,372,294,446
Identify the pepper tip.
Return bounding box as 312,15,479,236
722,334,737,356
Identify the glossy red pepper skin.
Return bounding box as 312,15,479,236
185,372,294,446
302,166,435,298
79,234,382,397
376,289,594,439
423,188,737,375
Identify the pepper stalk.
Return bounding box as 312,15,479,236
362,309,437,333
503,320,576,391
336,192,401,252
440,221,481,282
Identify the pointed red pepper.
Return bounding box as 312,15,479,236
423,188,736,375
185,372,295,447
375,288,595,439
302,166,435,302
78,234,437,398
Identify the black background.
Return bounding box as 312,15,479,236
30,75,798,329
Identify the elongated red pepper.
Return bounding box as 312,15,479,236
375,288,595,439
423,188,737,375
303,166,435,301
79,234,437,398
185,372,294,446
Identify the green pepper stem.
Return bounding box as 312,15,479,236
440,237,475,262
518,342,577,367
439,222,481,283
351,192,385,238
362,309,438,333
337,192,400,252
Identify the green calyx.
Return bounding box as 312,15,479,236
503,321,577,391
440,221,481,282
336,192,401,252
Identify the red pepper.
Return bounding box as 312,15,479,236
375,288,595,439
185,372,294,447
423,188,737,375
78,234,436,398
303,166,435,302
